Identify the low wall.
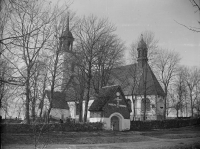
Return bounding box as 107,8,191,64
1,122,103,134
130,118,200,131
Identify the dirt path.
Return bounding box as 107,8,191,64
2,137,200,149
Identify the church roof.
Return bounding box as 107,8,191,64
134,64,165,96
45,90,69,109
110,64,138,95
89,85,125,111
109,63,165,96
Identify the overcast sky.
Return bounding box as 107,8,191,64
66,0,200,67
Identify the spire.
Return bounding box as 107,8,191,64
67,11,69,35
60,11,74,52
61,11,75,92
137,34,148,67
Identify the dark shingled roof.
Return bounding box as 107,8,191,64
135,64,165,96
46,90,69,109
89,85,131,112
89,85,119,111
109,63,165,96
109,64,138,95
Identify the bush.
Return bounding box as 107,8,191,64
1,121,103,134
130,118,200,131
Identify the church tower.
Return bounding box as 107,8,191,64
60,13,74,91
137,35,148,67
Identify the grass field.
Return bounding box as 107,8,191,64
1,125,200,149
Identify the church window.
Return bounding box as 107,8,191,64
141,98,150,111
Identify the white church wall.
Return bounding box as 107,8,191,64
82,100,94,121
156,96,164,115
122,119,131,130
50,108,70,120
133,95,158,120
90,117,102,122
68,100,94,121
90,111,102,122
68,102,76,119
125,95,134,121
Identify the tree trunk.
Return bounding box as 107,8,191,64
134,95,137,121
31,97,36,121
84,81,90,123
25,76,30,124
163,86,168,119
39,74,47,118
176,109,179,118
143,64,147,121
79,100,83,122
83,61,92,123
189,91,193,117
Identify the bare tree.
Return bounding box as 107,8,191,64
92,34,125,93
171,66,188,117
194,80,200,116
74,15,122,122
2,0,59,124
154,49,180,119
185,67,200,117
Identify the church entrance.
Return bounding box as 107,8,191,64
111,116,119,131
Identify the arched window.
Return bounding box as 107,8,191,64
141,98,150,111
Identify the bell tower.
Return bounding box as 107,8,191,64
59,13,74,52
137,34,148,67
60,13,74,91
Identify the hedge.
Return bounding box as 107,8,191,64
1,122,103,134
130,118,200,131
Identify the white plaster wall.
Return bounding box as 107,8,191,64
82,100,94,121
50,108,70,120
68,102,76,118
126,95,134,121
134,95,157,120
157,96,164,115
90,117,102,122
122,119,131,131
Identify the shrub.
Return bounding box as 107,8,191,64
1,121,103,134
130,118,200,131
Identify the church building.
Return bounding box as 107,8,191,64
108,36,165,121
41,14,165,130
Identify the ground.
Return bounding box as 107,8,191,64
1,125,200,149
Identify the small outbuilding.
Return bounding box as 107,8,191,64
89,85,131,131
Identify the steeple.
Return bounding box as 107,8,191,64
60,12,74,51
137,34,148,67
60,12,75,92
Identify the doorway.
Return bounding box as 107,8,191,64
111,116,119,131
